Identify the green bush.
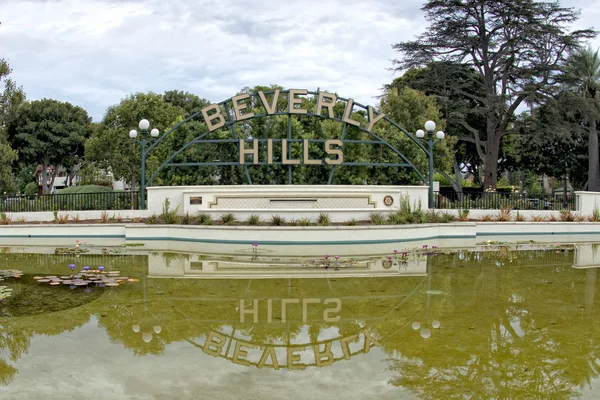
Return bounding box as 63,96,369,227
369,212,387,225
57,185,113,194
197,212,213,225
220,213,236,225
270,215,286,226
247,214,261,226
297,217,312,226
317,213,331,226
24,182,38,196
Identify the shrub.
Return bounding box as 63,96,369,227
480,214,494,222
496,205,513,222
247,214,261,226
370,212,387,225
146,214,160,224
16,216,26,224
270,215,286,226
160,198,180,224
388,211,407,225
220,213,236,225
181,212,194,225
0,213,10,225
345,218,359,226
530,214,547,222
425,210,442,223
592,205,600,222
99,210,110,223
548,214,559,222
297,217,312,226
560,210,579,222
56,213,70,224
515,211,526,222
72,214,81,223
198,212,213,225
317,213,331,226
457,209,470,221
24,182,38,196
440,212,455,223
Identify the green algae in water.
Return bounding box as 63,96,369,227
0,275,104,317
0,247,596,398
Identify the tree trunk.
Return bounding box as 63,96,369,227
41,162,49,194
588,116,599,192
483,132,500,191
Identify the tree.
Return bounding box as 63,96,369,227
0,57,24,193
375,86,457,186
392,0,596,189
515,93,588,190
563,47,600,191
7,99,91,193
86,92,185,192
0,59,25,133
389,62,488,190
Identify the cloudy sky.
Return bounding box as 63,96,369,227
1,0,600,121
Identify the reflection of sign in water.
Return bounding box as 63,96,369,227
200,329,381,369
239,298,341,323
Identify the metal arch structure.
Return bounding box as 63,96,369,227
139,89,434,207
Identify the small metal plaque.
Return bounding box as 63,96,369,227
383,195,394,207
190,196,202,205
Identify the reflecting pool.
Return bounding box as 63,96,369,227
0,243,599,399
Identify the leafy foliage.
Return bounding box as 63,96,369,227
7,99,92,193
392,0,596,189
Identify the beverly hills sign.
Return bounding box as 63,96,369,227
196,89,387,166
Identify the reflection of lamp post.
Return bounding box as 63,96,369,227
129,119,160,210
131,254,161,342
412,252,441,338
416,121,445,209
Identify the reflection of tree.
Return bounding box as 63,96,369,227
0,252,141,385
387,250,600,399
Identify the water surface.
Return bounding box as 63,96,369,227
0,244,598,399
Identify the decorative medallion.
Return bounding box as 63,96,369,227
383,195,394,207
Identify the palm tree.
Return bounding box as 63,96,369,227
564,47,600,191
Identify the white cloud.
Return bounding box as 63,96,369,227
0,0,598,121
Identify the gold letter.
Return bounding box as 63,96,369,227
203,331,226,357
339,334,358,360
258,90,280,115
258,346,280,369
201,104,226,131
267,139,273,165
302,298,321,322
313,342,334,367
266,298,273,323
239,139,259,165
233,340,255,366
281,140,300,165
316,92,337,118
231,93,254,121
323,298,341,322
342,98,360,127
366,106,385,132
324,140,343,165
303,140,321,165
239,299,258,323
363,330,381,353
287,346,306,370
288,89,308,114
281,298,300,323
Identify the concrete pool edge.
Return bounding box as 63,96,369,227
0,222,599,249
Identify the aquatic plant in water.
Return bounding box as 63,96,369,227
0,286,13,300
33,264,137,288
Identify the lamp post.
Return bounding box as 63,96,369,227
416,120,445,209
129,119,160,209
